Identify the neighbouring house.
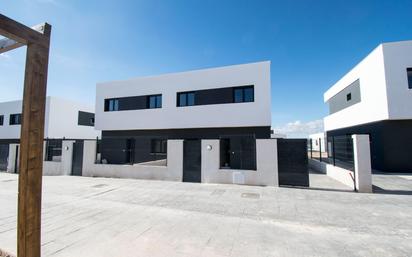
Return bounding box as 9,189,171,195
324,40,412,173
308,132,326,152
95,61,272,182
0,96,100,173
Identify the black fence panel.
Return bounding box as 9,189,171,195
278,139,309,187
0,144,9,171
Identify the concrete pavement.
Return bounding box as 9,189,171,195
0,172,411,257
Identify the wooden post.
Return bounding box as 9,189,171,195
0,13,51,257
17,27,51,257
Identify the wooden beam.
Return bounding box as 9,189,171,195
17,23,51,257
0,24,47,54
0,38,23,54
0,14,48,47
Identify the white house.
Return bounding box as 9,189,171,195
323,40,412,172
95,61,272,182
0,96,100,172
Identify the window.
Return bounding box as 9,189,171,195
9,114,21,125
0,115,3,126
177,92,195,107
346,93,352,101
78,111,95,126
407,68,412,89
105,99,119,112
233,86,254,103
44,139,62,162
151,139,167,154
148,95,162,109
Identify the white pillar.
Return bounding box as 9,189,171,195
61,140,75,175
352,134,372,193
7,144,19,173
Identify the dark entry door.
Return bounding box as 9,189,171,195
183,140,201,183
71,140,84,176
277,139,309,187
0,144,9,171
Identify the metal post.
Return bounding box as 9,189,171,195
332,136,336,166
319,138,322,162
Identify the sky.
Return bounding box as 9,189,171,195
1,0,412,137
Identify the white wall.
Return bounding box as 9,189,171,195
0,97,100,140
324,45,389,131
46,97,100,139
382,40,412,119
201,139,278,186
95,61,271,131
0,100,23,139
82,140,184,181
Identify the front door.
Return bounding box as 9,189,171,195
71,140,84,176
183,140,201,183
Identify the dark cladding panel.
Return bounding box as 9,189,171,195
328,79,361,114
195,87,234,105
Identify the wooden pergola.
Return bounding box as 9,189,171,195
0,14,51,257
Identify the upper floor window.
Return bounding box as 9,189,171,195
148,95,162,109
234,86,254,103
346,93,352,101
407,68,412,89
9,114,21,125
177,92,195,107
106,99,119,112
0,115,3,126
78,111,95,126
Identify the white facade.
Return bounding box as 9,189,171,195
324,40,412,131
95,61,271,131
0,96,100,140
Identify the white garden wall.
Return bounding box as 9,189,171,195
201,139,278,186
82,140,184,181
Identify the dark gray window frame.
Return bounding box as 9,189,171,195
233,86,254,103
148,94,162,109
104,94,162,112
9,113,22,125
78,111,95,127
177,91,196,107
407,68,412,89
177,85,254,108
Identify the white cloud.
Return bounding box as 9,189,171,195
272,119,324,138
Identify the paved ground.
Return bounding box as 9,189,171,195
0,172,411,257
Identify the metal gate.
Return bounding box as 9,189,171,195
71,140,84,176
277,139,309,187
183,139,201,183
0,144,9,171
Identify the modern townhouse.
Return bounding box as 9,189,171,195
324,40,412,173
0,96,100,173
95,61,272,182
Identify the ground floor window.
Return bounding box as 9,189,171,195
151,139,167,154
45,139,62,162
220,136,256,170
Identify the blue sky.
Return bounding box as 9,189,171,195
1,0,412,136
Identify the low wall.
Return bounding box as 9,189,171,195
201,139,278,186
82,140,184,181
309,159,355,189
43,140,74,176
